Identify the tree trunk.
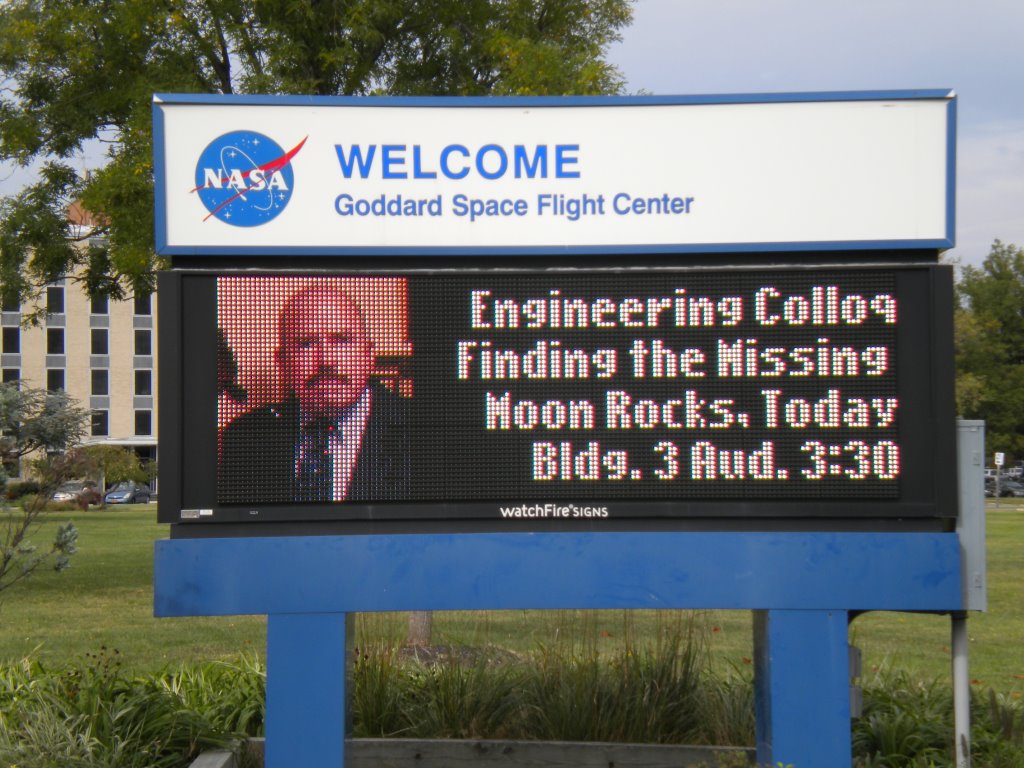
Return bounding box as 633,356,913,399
406,611,433,647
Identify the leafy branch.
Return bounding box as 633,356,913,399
0,383,88,602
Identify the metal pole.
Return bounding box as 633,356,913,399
951,612,971,768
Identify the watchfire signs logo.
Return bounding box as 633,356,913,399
192,131,307,226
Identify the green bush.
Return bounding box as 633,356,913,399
4,479,40,500
156,653,266,737
1,645,1023,767
524,626,707,743
852,670,1024,767
0,650,237,768
352,620,717,745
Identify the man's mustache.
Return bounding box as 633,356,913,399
303,371,349,389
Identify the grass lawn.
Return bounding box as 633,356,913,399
0,503,1021,694
0,506,265,671
851,504,1024,692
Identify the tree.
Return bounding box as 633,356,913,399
0,0,632,306
0,382,88,600
955,240,1024,459
1,0,631,642
81,444,153,493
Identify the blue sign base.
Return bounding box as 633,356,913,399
154,531,961,767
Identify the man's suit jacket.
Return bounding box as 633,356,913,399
218,385,410,504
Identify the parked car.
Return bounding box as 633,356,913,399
997,480,1024,498
104,481,152,504
52,481,102,506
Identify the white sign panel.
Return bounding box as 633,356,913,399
153,92,954,255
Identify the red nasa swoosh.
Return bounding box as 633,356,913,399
192,136,308,222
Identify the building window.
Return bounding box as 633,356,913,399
46,369,65,391
134,329,151,356
91,328,109,355
135,369,152,396
2,369,19,385
47,328,64,355
91,295,108,315
2,457,19,479
134,294,151,316
46,286,64,315
2,327,19,353
1,295,19,313
91,410,108,436
91,369,109,396
135,410,152,436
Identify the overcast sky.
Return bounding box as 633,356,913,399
607,0,1024,267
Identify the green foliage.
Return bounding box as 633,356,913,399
0,382,88,600
81,445,152,487
351,643,410,736
697,663,756,748
524,620,708,743
156,653,266,737
969,689,1024,768
0,0,632,303
0,641,1023,766
956,240,1024,458
403,649,522,739
851,670,1024,767
0,651,238,767
4,479,39,500
0,383,88,460
853,674,951,766
352,618,730,746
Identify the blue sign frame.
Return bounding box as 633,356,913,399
154,530,962,766
152,90,957,257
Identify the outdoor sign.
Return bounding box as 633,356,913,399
153,91,964,768
152,92,955,256
158,264,955,527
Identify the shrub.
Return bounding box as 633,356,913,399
1,645,1023,767
696,665,756,747
156,653,266,737
0,651,237,768
524,625,707,743
5,479,40,500
352,644,413,737
352,617,719,746
852,670,1024,767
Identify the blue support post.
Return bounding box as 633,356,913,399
754,609,851,767
265,613,352,768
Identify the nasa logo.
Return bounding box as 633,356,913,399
192,131,307,227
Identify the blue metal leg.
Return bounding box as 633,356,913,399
754,609,851,767
265,612,352,768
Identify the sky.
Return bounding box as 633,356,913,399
2,1,1021,268
606,0,1024,268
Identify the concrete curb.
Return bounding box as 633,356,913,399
191,738,754,767
188,750,235,768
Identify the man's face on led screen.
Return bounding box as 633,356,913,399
275,287,373,418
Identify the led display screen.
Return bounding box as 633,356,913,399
159,265,956,528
